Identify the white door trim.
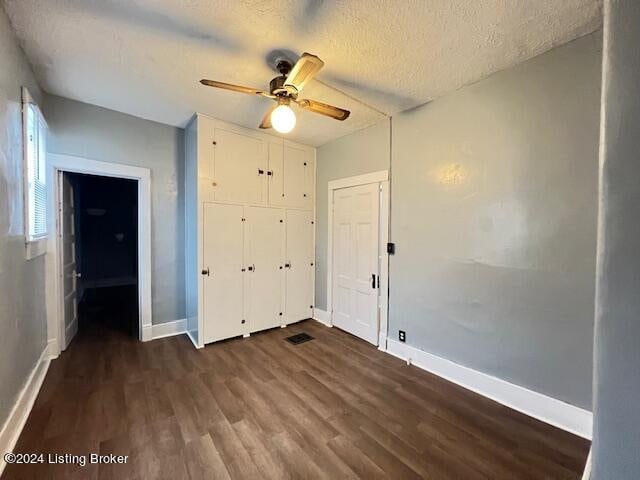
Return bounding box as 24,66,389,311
327,170,389,350
46,154,153,356
327,170,388,191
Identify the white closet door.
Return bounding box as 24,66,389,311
285,209,313,323
268,142,286,206
213,128,265,204
283,145,307,208
245,206,284,332
202,202,245,343
302,154,314,210
331,183,380,345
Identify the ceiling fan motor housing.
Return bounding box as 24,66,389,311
270,75,297,97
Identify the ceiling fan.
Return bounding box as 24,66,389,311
200,53,350,134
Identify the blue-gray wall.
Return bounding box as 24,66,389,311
316,33,602,410
390,33,601,409
592,0,640,477
315,120,391,309
0,6,48,431
45,95,185,325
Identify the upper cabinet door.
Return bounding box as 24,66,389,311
213,128,266,205
302,153,314,210
283,145,314,209
268,142,286,207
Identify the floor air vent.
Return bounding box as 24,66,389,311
286,332,314,345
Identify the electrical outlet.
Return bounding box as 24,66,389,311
399,330,406,342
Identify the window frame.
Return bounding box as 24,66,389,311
22,87,48,259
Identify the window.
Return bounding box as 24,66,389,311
22,87,47,243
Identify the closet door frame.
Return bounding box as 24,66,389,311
326,170,389,350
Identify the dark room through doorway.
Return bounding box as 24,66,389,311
65,172,139,338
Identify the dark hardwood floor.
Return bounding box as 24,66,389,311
3,319,590,479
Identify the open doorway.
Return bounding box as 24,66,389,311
64,172,139,340
48,154,152,354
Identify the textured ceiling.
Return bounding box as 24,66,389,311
3,0,602,146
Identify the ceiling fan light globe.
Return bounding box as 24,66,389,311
271,104,296,133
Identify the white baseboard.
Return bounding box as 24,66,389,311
141,324,153,342
187,330,203,349
46,338,59,359
0,346,52,476
313,308,331,327
151,318,187,340
386,339,593,440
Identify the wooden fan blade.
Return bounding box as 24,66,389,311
259,103,277,129
283,53,324,94
200,79,273,98
295,98,350,121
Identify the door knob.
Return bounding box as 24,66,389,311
201,268,210,276
75,272,82,278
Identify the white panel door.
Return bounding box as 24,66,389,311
285,209,313,323
331,183,380,345
202,202,245,343
244,206,284,332
213,128,265,204
61,173,78,349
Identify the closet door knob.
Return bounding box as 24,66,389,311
201,268,210,276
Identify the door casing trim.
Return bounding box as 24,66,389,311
46,154,152,356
